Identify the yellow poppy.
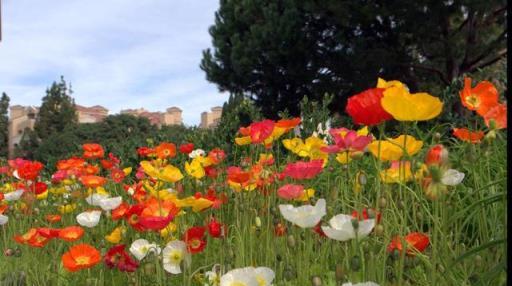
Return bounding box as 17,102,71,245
58,203,77,214
380,161,413,184
36,190,48,200
160,222,177,238
368,135,423,161
123,167,132,176
105,226,125,244
381,85,443,121
298,188,315,202
185,159,205,179
235,136,252,146
141,161,183,183
336,152,352,164
282,136,328,163
377,78,407,89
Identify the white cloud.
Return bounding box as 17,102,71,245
0,0,227,126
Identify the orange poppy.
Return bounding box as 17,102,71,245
59,226,85,242
112,202,130,220
387,232,430,256
453,128,484,143
275,117,301,130
155,142,177,159
82,143,105,159
79,175,107,188
81,165,100,176
45,214,62,223
459,77,499,116
57,157,86,171
62,244,101,272
483,103,507,129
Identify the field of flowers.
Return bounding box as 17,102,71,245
0,78,507,286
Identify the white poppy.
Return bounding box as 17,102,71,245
4,189,24,201
130,239,161,261
189,149,206,159
76,210,101,228
0,214,8,225
279,198,326,228
99,196,122,211
220,267,258,286
205,264,221,286
342,282,380,286
441,169,465,186
254,267,275,286
321,214,375,241
85,193,109,206
162,240,190,274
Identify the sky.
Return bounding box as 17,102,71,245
0,0,228,126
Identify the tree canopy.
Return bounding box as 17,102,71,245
201,0,507,118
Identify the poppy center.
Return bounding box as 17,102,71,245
169,250,182,263
466,94,480,108
75,256,90,265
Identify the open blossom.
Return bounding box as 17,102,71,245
452,128,484,143
220,266,275,286
281,160,323,180
279,199,326,228
346,87,392,126
277,184,304,200
62,244,101,272
76,210,102,228
129,239,161,261
367,135,423,161
82,143,104,159
162,240,191,274
321,213,375,241
322,128,372,154
104,244,139,272
459,77,498,116
387,232,430,256
0,214,8,225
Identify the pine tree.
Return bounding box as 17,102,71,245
0,92,10,158
34,76,78,140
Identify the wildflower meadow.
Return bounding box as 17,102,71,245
0,78,507,285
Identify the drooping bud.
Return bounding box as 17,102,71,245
425,144,449,166
335,264,345,281
351,219,359,231
287,235,296,249
378,197,387,209
311,276,322,286
255,216,262,228
350,255,361,271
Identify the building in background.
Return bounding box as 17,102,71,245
199,106,222,129
120,106,182,128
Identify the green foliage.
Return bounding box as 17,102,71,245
34,76,77,140
202,0,507,118
0,92,9,158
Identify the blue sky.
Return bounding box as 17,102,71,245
0,0,228,126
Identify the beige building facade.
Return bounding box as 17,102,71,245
199,106,222,129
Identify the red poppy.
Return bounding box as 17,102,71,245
62,244,101,272
483,103,507,129
110,168,125,183
452,128,484,143
208,148,226,165
45,214,62,223
459,77,499,116
17,161,44,181
14,228,51,248
34,182,48,195
275,117,301,131
282,160,323,180
424,144,449,166
277,184,304,200
37,227,61,239
207,217,227,238
112,202,130,220
101,159,115,170
104,244,139,272
125,204,145,232
59,226,85,242
179,143,195,154
155,142,176,159
83,143,105,159
138,213,174,231
249,119,275,144
227,167,252,185
57,157,86,171
387,232,430,256
79,175,107,188
204,166,218,179
183,226,207,254
137,146,155,157
346,88,393,126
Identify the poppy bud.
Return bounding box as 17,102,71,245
350,255,361,271
14,247,21,257
311,276,322,286
335,264,345,281
357,172,367,185
425,144,449,166
433,132,441,142
143,263,156,275
484,130,496,141
255,216,261,228
474,255,483,267
287,235,296,249
374,224,384,236
378,197,387,209
4,248,14,257
437,264,445,273
276,254,282,262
